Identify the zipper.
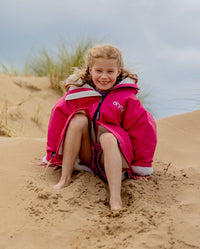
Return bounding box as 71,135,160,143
92,95,105,127
92,93,109,131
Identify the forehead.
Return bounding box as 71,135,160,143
92,58,118,68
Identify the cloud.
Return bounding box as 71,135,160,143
1,0,199,95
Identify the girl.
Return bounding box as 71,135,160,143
43,44,157,210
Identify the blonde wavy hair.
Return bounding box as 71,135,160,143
65,44,138,89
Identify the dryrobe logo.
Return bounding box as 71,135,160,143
113,101,125,112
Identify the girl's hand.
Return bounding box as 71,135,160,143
37,161,61,170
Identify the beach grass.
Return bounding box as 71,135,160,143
0,62,20,76
25,39,94,93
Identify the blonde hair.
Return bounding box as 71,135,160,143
65,44,138,88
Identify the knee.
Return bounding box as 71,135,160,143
99,132,118,149
68,114,89,131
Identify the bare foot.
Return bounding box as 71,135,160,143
109,198,122,210
53,178,71,189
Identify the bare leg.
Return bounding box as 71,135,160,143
100,133,122,210
53,114,91,189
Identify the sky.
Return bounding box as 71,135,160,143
1,0,200,118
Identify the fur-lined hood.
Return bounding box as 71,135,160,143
65,75,139,101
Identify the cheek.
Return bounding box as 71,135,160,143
91,74,99,84
93,74,98,80
111,75,118,82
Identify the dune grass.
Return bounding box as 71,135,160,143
0,62,20,76
25,39,94,93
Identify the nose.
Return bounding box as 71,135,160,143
101,71,108,79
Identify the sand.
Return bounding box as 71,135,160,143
0,74,200,249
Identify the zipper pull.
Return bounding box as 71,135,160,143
97,111,100,120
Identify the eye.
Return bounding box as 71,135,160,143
96,69,102,73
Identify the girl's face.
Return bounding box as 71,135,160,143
89,58,121,92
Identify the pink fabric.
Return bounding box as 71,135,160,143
45,77,157,176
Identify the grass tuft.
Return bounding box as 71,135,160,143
25,39,94,93
0,62,20,76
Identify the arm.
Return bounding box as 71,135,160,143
123,96,157,169
46,95,71,163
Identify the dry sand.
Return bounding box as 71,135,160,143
0,74,200,249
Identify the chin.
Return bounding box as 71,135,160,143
99,88,110,92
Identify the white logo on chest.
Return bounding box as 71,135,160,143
113,101,125,112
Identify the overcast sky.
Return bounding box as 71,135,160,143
1,0,200,118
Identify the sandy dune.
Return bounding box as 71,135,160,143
0,74,199,249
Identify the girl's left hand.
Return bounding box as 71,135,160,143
37,162,60,170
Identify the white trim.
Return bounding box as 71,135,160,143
69,83,94,90
65,90,101,100
42,156,48,164
131,166,154,176
119,77,136,85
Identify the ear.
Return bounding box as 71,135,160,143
88,66,92,74
117,68,122,76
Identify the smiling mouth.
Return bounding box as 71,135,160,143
99,81,109,84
